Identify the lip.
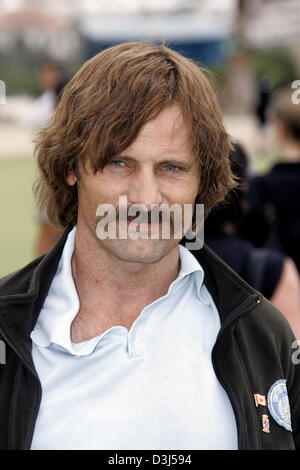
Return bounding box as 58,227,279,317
126,220,162,231
117,219,162,235
126,220,161,225
117,218,161,225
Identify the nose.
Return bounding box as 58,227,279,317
127,167,163,208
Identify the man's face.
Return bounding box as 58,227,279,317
69,105,200,264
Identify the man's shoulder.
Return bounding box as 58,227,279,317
0,255,46,299
0,228,71,300
194,243,295,337
193,242,260,299
247,293,295,340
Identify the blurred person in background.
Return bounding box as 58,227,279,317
26,60,67,255
254,75,274,152
205,142,300,339
255,75,273,128
242,88,300,275
26,60,64,130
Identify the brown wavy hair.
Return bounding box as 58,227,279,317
33,41,236,229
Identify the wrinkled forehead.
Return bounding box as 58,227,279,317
81,104,195,174
138,104,191,142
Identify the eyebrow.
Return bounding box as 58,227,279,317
116,154,197,168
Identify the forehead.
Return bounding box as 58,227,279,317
122,105,193,158
141,105,189,139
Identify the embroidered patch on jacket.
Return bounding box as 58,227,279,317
267,379,292,431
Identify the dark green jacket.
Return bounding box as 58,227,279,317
0,227,299,450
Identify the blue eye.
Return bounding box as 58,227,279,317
110,160,125,167
163,164,179,172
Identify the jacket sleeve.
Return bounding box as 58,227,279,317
249,297,300,449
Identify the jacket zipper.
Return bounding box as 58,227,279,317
0,326,42,450
212,294,262,450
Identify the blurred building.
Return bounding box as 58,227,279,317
0,0,299,60
243,0,300,74
1,0,300,156
79,11,234,67
0,0,237,18
242,0,300,48
0,2,80,60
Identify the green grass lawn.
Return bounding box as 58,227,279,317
0,157,39,277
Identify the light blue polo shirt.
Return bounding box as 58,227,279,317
30,227,237,450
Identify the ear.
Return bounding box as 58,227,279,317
66,171,77,186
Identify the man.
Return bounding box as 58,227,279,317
0,43,299,450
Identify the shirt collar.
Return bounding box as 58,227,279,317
30,226,79,353
177,244,210,304
178,244,204,279
31,227,208,353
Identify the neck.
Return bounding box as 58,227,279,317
71,224,180,313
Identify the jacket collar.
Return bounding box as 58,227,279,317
0,226,259,360
0,227,73,365
191,242,259,323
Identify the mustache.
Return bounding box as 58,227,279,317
89,205,176,228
